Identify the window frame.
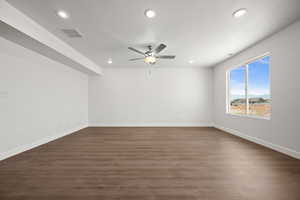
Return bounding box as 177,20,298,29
226,52,271,120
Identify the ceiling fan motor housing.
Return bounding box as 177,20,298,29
145,45,154,56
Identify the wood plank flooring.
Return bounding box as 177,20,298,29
0,127,300,200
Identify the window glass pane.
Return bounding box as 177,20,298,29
229,66,246,115
248,56,271,118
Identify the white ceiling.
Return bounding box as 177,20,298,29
6,0,300,68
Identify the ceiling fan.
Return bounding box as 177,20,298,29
128,44,176,65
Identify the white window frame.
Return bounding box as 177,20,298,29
226,52,271,120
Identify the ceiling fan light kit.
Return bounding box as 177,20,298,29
144,56,156,64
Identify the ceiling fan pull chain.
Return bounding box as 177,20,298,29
148,68,152,76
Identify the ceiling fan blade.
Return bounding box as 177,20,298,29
155,44,167,53
128,47,145,55
129,58,144,61
156,55,176,59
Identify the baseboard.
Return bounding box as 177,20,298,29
214,125,300,160
89,122,214,127
0,124,88,161
6,124,296,161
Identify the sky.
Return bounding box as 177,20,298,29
230,56,270,100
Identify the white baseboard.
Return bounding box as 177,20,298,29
89,123,214,127
214,124,300,160
0,124,88,161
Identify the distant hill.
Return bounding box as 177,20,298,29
231,98,270,106
231,94,270,100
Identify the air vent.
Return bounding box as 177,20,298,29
61,29,83,38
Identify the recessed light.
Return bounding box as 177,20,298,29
57,10,69,19
107,59,113,64
232,8,247,18
144,9,156,18
189,60,194,64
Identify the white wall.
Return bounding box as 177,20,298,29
0,37,88,160
213,20,300,158
89,67,213,126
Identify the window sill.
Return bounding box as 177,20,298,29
226,113,271,120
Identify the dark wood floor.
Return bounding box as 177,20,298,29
0,127,300,200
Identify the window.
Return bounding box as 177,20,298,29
227,54,271,119
229,66,246,115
